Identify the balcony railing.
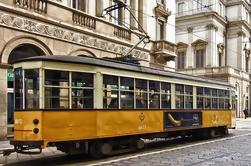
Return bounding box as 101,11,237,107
153,40,176,53
114,26,131,40
9,0,133,42
152,40,177,60
14,0,48,13
72,11,96,30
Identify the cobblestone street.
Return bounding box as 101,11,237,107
0,118,251,166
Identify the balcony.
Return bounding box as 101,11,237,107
14,0,48,14
152,40,177,61
9,0,132,42
177,66,250,81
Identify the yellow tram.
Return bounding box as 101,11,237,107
10,55,236,157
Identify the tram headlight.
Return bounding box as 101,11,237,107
33,119,39,125
33,128,39,134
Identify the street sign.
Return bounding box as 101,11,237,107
7,69,14,82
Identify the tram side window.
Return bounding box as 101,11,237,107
161,82,171,109
197,87,204,109
72,72,93,109
224,90,230,109
44,70,69,109
204,88,212,109
24,69,39,109
103,75,119,109
14,68,23,109
120,77,134,109
136,79,148,109
149,81,160,109
218,90,225,109
175,84,184,109
185,85,193,109
212,89,219,109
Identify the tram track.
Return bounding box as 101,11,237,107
3,130,250,166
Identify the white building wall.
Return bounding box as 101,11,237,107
167,0,176,43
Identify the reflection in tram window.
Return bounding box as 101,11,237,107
72,72,93,87
120,77,134,109
161,82,171,109
149,81,160,109
72,89,93,109
204,88,212,109
103,75,118,109
14,68,23,109
136,79,148,109
175,84,184,109
212,89,218,109
175,84,193,109
185,85,193,109
196,87,230,110
24,69,39,109
71,72,93,109
197,87,204,109
45,88,69,108
44,70,69,109
45,70,69,86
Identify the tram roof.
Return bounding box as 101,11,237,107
14,55,230,87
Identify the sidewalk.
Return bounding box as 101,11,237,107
0,141,13,155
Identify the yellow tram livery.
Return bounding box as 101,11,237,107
11,55,236,157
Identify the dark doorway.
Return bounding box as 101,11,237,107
8,44,45,64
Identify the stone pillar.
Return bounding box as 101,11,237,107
187,27,193,68
206,23,218,67
237,31,245,70
0,67,7,140
96,0,104,17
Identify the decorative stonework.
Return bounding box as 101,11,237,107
217,43,224,56
154,3,171,22
191,39,208,47
0,12,148,60
237,31,246,37
244,46,250,58
206,23,218,31
187,27,193,33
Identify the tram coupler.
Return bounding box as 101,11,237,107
10,140,43,154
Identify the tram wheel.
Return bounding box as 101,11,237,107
209,129,216,138
89,142,103,159
136,139,145,150
100,143,112,156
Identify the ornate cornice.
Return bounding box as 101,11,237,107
187,27,193,33
191,39,208,47
206,23,218,31
0,12,148,60
177,42,188,49
154,3,171,22
237,31,246,37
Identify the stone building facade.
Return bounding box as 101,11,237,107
176,0,251,118
0,0,176,139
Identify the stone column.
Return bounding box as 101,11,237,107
96,0,104,17
206,23,218,67
0,67,8,140
187,27,193,68
237,31,245,70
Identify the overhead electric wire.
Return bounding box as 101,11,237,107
106,0,245,58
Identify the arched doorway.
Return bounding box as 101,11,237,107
7,44,45,136
8,44,45,64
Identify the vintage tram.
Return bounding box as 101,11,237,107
10,55,236,157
